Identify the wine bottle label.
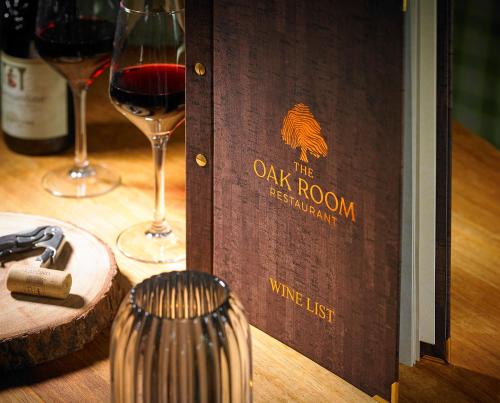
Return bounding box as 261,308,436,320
1,52,67,140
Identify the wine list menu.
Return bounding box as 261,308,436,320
186,1,404,401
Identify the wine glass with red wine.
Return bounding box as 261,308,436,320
109,0,185,263
35,0,121,197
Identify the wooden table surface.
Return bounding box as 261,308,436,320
0,75,373,402
2,74,500,403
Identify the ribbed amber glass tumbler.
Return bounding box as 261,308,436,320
110,271,252,403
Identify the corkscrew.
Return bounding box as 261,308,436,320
0,226,65,267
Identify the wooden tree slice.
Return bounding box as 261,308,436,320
0,212,126,372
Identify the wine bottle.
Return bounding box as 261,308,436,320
1,0,73,155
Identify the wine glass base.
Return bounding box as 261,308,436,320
42,164,121,198
117,220,186,263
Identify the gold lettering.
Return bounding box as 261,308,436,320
306,297,314,313
318,304,326,319
326,307,335,323
266,165,278,185
340,198,356,222
294,161,314,178
280,170,292,191
253,159,266,178
324,191,339,212
269,278,334,325
300,164,308,176
298,178,309,199
310,184,324,205
269,277,281,293
256,158,357,230
295,292,303,307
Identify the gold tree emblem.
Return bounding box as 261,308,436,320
281,103,328,163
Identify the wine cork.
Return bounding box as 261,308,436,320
6,263,72,299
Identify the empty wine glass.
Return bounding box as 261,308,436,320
35,0,121,197
109,0,185,263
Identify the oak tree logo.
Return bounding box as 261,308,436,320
281,103,328,163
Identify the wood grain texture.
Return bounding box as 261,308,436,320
448,123,500,378
0,72,187,285
210,1,403,400
185,0,214,274
400,123,500,402
0,213,123,372
0,73,374,402
0,71,498,401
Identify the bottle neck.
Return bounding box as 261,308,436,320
1,0,38,59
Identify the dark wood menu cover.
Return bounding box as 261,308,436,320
186,0,404,400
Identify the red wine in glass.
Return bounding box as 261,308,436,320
110,64,186,136
109,3,185,263
35,18,115,86
34,0,120,198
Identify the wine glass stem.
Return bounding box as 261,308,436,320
71,86,90,170
150,136,170,234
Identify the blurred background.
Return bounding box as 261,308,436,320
0,1,499,402
454,0,500,149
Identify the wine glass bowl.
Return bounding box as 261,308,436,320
110,63,185,137
109,1,185,263
35,0,121,198
35,19,115,87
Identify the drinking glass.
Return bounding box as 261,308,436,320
35,0,121,198
109,0,186,263
110,271,253,403
35,0,120,197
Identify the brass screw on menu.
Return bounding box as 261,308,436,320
195,62,206,76
196,154,208,167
